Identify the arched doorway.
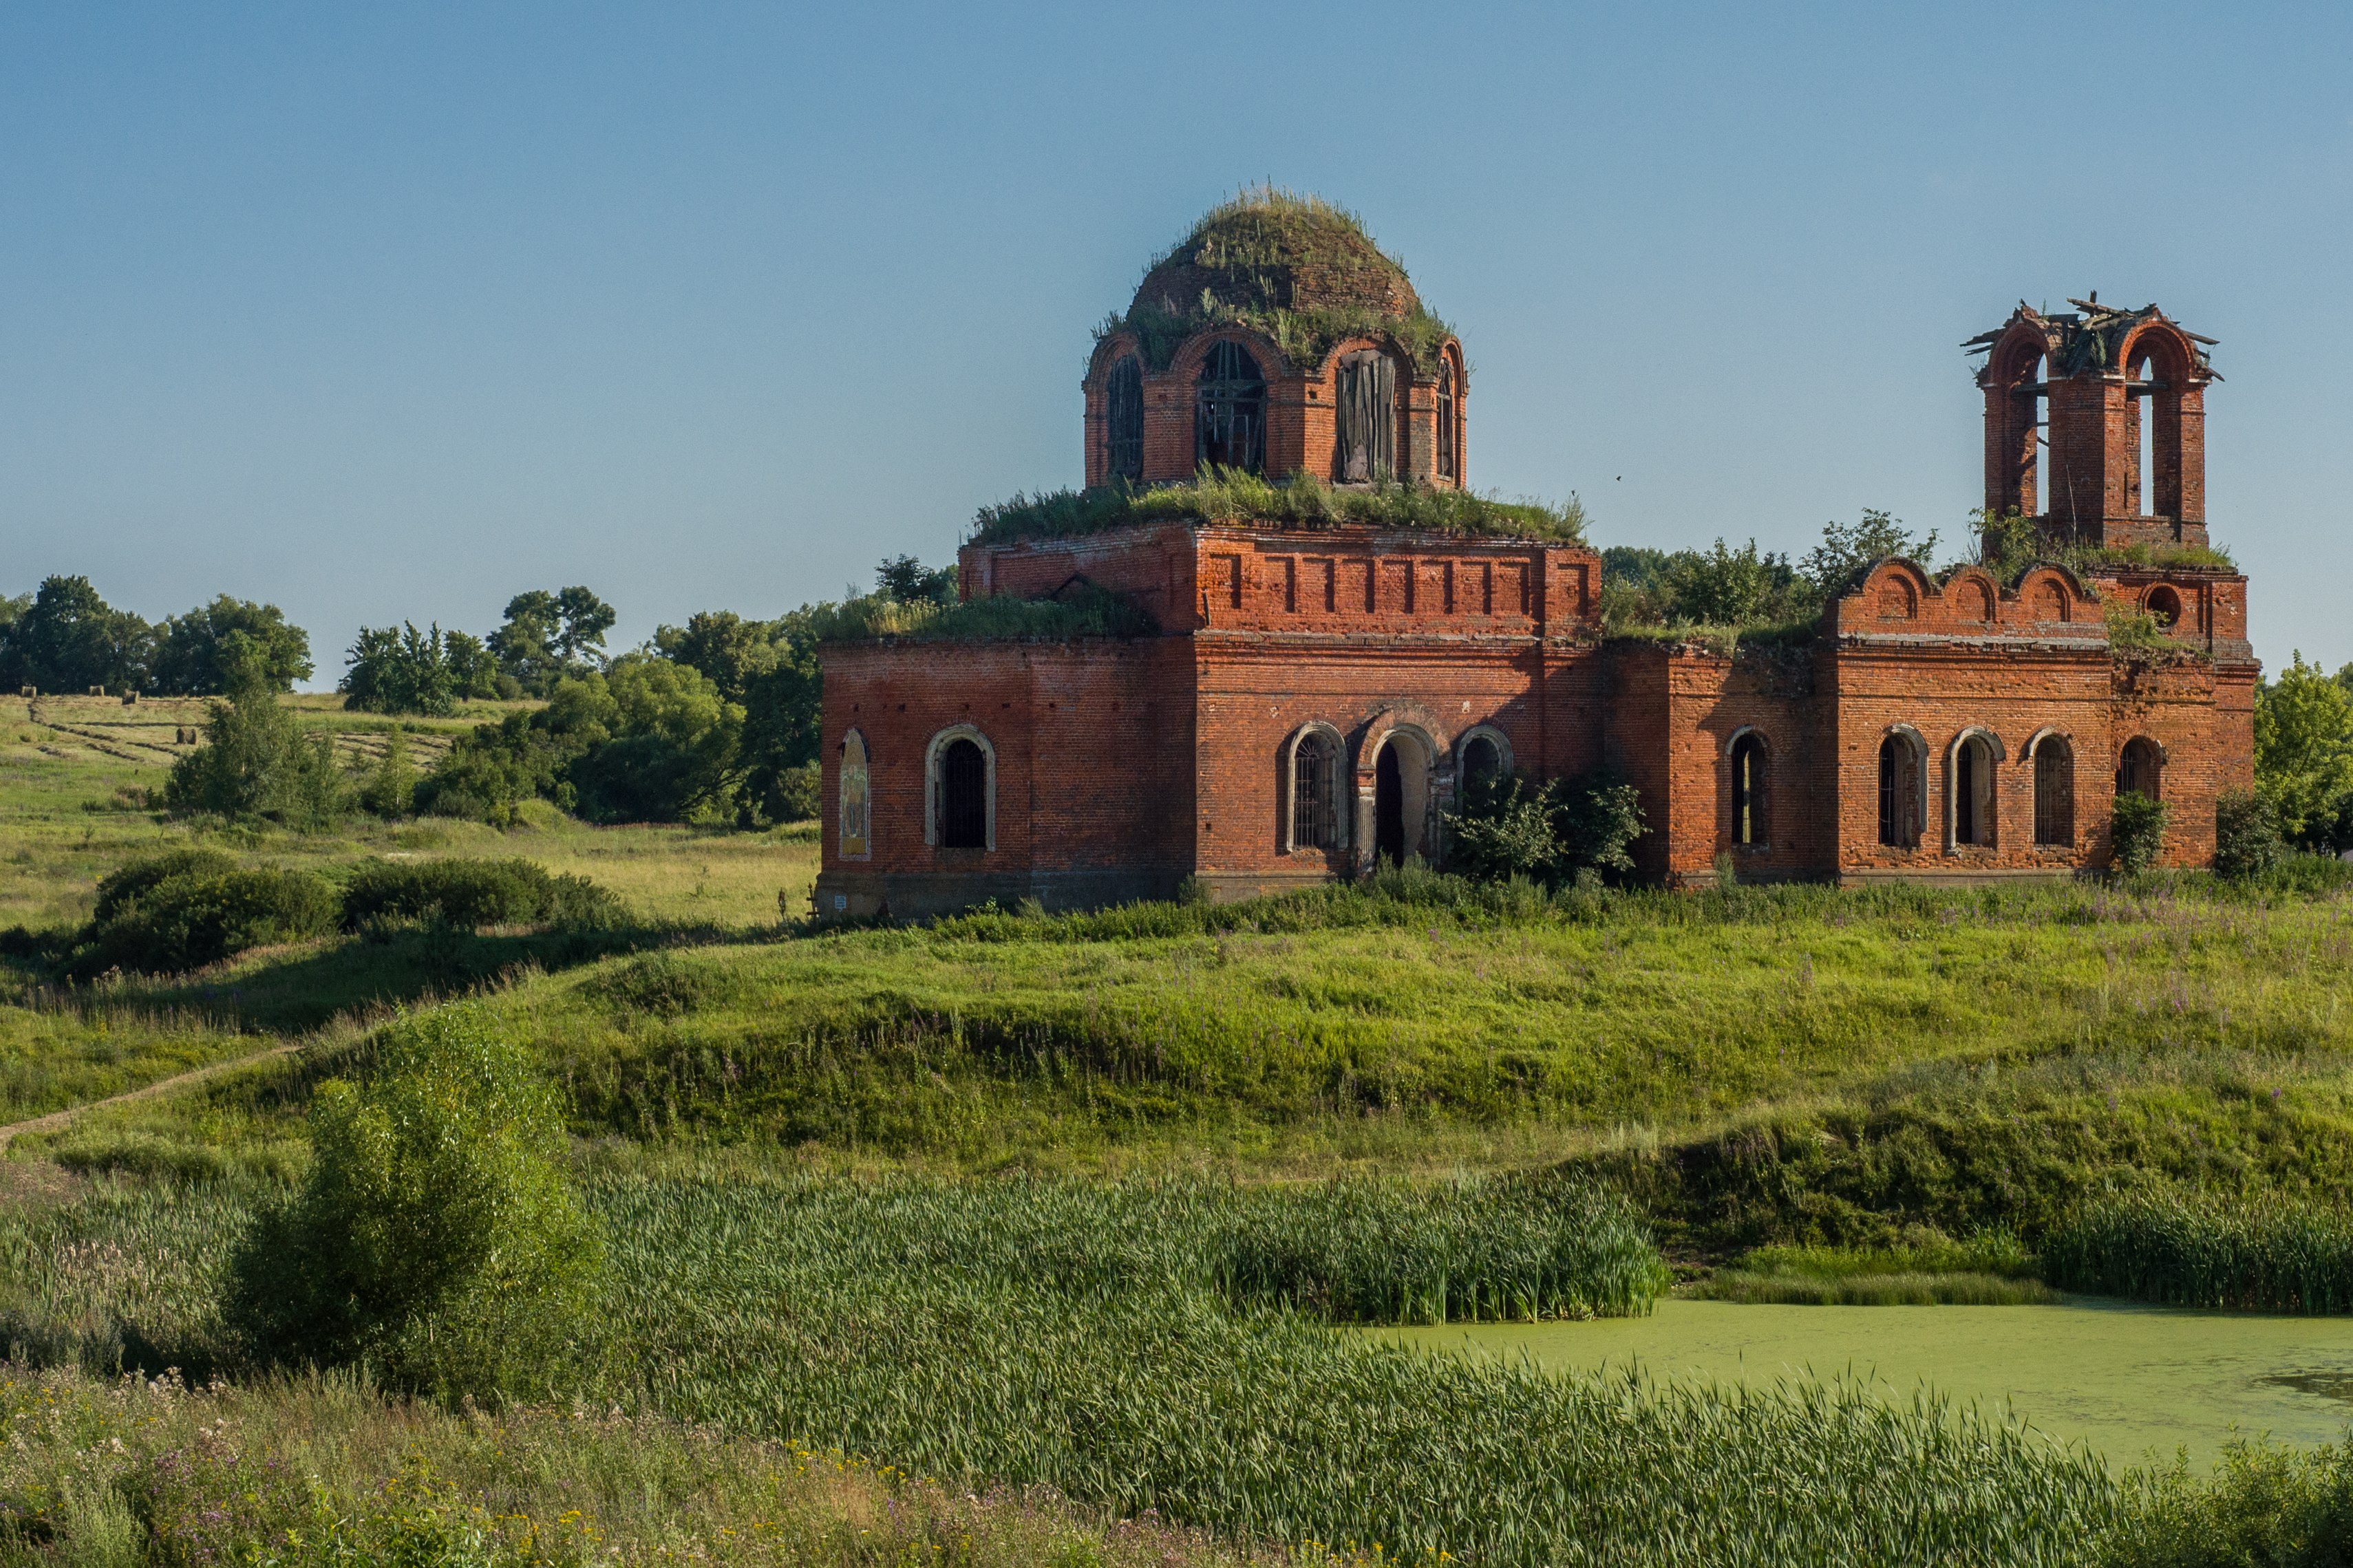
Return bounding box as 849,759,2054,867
1369,729,1433,868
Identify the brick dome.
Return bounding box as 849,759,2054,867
1128,189,1422,325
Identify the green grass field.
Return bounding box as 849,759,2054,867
6,744,2353,1565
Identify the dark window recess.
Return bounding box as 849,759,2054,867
1461,733,1502,793
1105,355,1144,482
1730,733,1768,847
1955,735,1997,846
1878,735,1923,848
1436,363,1458,480
939,738,988,848
2035,738,2075,846
1374,741,1405,866
1294,737,1339,851
1334,350,1396,483
1195,341,1266,474
2118,737,2163,802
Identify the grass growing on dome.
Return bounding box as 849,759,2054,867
970,469,1588,548
1101,186,1460,374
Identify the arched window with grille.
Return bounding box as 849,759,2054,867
1196,341,1265,473
1289,729,1343,852
2032,733,2074,847
1878,731,1925,848
2118,736,2163,802
1105,354,1143,483
1334,349,1395,483
1729,731,1769,848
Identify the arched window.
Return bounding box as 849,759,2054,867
1954,733,1999,848
2032,733,2074,848
1878,732,1925,848
1435,361,1458,482
2144,584,2182,629
2118,736,2163,802
1196,341,1265,473
1460,732,1504,792
1291,730,1342,852
1729,732,1769,848
838,730,870,858
1105,354,1144,483
1369,727,1434,868
1334,350,1395,483
928,731,992,850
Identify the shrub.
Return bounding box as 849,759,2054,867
1443,770,1646,888
226,1004,604,1397
2045,1186,2353,1313
771,760,820,822
162,686,348,827
2214,787,2284,877
354,726,417,819
2111,791,2169,873
339,857,623,932
2109,1438,2353,1568
69,850,337,977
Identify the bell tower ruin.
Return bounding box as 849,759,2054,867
1968,298,2217,554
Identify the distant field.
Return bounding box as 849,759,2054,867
0,691,818,931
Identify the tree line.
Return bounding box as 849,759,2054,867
0,577,311,696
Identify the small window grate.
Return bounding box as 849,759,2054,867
939,739,988,848
1196,341,1266,474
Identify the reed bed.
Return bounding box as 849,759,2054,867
0,1170,2127,1566
2045,1187,2353,1313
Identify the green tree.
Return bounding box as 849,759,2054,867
0,575,153,694
163,686,349,827
150,596,313,694
1800,509,1941,595
564,655,743,822
490,586,616,691
226,1004,604,1397
356,726,417,819
2255,653,2353,852
876,554,958,605
341,623,460,716
443,628,506,699
1661,539,1809,625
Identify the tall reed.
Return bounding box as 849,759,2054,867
2045,1187,2353,1312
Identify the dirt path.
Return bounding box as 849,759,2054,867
0,1041,301,1151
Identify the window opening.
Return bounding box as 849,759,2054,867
1334,350,1396,483
2136,352,2155,517
1955,735,1997,847
1195,341,1266,474
839,731,870,857
1730,733,1768,848
1374,741,1406,866
1877,734,1923,848
2033,354,2049,517
939,738,988,849
2034,736,2074,847
1292,733,1340,852
1436,361,1458,481
1105,354,1144,482
2144,585,2182,628
1461,733,1502,795
2118,737,2162,802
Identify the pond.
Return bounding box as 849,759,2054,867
1383,1297,2353,1468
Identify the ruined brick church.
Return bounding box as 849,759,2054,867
814,197,2255,919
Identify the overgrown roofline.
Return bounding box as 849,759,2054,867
970,471,1588,549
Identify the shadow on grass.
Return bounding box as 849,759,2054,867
46,920,776,1035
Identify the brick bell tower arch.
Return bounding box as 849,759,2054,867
1966,297,2217,553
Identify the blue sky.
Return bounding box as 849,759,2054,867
5,2,2349,682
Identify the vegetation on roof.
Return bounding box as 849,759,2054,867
1977,509,2236,584
1099,188,1458,375
810,583,1157,645
970,469,1588,548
